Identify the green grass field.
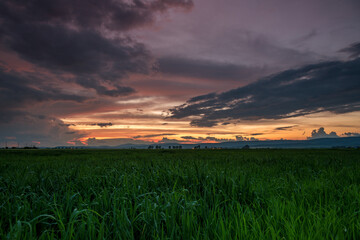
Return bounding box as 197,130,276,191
0,149,359,239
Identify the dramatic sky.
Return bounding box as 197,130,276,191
1,0,360,147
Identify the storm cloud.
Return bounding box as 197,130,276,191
0,0,193,96
0,69,87,147
4,24,149,96
1,0,359,146
0,69,87,123
169,53,360,127
0,0,193,31
0,0,193,146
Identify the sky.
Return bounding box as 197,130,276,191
1,0,360,147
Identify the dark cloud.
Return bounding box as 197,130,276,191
59,123,76,127
0,0,193,32
158,57,269,81
0,0,193,97
169,55,360,127
90,112,161,120
187,92,217,103
235,136,260,141
340,42,360,59
0,69,87,123
2,23,147,96
133,133,176,139
0,113,86,147
6,25,148,74
89,122,113,128
0,0,194,146
343,132,360,137
275,125,297,131
189,119,218,127
181,136,197,140
307,127,339,140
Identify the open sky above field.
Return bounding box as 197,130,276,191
1,0,360,147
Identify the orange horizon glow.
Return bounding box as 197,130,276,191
61,109,360,145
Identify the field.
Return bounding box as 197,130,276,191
0,149,359,239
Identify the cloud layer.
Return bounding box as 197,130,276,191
0,0,193,97
307,127,339,140
170,55,360,127
1,1,359,146
0,69,87,123
0,0,193,146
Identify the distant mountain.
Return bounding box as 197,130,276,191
207,136,360,149
53,136,360,149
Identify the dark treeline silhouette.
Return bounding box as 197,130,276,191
148,145,183,149
148,145,162,149
168,146,182,149
1,146,38,149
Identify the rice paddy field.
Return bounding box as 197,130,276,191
0,149,359,239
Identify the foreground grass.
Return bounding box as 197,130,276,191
0,149,359,239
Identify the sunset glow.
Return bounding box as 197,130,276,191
1,0,360,147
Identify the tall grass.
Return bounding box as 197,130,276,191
0,149,359,239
